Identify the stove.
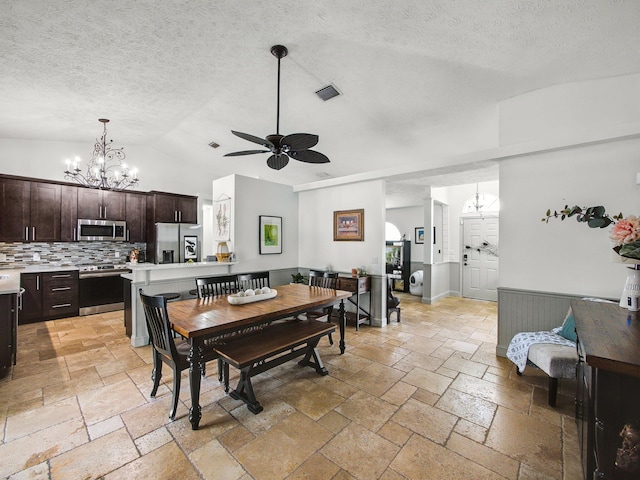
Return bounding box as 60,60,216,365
78,264,131,315
79,264,129,272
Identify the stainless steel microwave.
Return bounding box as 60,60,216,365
77,219,127,241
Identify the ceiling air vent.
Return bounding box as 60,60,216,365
208,141,220,149
315,84,341,101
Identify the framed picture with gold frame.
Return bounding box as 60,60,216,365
333,209,364,241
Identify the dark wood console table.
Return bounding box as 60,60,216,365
336,275,371,330
572,300,640,480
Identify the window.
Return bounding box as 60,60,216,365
385,222,401,241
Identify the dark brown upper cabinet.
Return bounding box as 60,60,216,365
0,178,61,242
77,188,126,220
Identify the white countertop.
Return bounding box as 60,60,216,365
0,265,80,273
127,261,235,271
0,269,22,295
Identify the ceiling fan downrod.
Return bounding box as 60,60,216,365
270,45,288,136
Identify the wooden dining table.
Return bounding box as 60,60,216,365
167,283,353,430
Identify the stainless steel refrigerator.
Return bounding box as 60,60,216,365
154,223,203,264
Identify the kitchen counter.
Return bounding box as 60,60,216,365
128,261,235,271
0,265,80,273
0,269,22,294
126,261,237,347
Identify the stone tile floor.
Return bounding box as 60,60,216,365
0,294,581,479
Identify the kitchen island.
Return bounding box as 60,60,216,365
125,261,236,347
0,269,22,369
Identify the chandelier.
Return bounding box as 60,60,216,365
64,118,139,191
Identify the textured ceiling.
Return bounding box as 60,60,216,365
1,1,639,202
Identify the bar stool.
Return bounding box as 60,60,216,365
158,292,181,302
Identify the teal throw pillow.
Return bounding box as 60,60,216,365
559,309,577,342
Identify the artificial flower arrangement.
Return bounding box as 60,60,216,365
542,205,640,261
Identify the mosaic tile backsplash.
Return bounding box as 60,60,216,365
0,242,147,268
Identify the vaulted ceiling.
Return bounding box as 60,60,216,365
1,1,639,203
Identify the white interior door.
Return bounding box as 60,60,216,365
462,216,499,301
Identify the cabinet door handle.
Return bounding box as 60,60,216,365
51,286,71,291
51,274,71,278
51,303,72,309
32,227,35,241
18,287,25,310
179,211,182,222
25,227,29,241
127,229,130,242
104,207,107,218
36,276,40,290
73,228,76,241
99,205,103,218
174,210,177,222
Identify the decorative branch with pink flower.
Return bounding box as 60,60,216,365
542,205,640,261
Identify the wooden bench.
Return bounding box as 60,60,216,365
215,319,336,414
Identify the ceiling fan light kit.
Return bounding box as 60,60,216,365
224,45,330,170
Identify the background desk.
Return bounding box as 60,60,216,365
336,275,371,330
573,300,640,480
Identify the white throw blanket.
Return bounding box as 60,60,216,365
506,330,576,374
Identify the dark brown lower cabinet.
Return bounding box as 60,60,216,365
20,273,42,324
20,271,78,323
0,293,18,369
573,300,640,480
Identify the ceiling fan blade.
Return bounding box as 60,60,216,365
288,149,330,164
266,154,289,170
223,150,269,157
282,133,318,151
231,130,275,149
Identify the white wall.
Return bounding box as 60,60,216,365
298,180,386,275
0,138,215,200
212,174,299,272
500,73,640,147
500,137,640,299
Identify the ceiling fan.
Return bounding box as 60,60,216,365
224,45,330,171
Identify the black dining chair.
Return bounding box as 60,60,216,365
237,271,270,291
195,274,239,298
306,270,338,345
139,289,219,420
387,277,401,323
193,274,241,381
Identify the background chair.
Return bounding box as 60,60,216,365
195,274,239,298
308,269,338,289
237,271,270,291
387,277,401,323
139,289,219,419
306,270,338,344
194,274,241,380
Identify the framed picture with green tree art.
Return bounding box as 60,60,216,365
259,215,282,254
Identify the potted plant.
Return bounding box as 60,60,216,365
291,272,308,284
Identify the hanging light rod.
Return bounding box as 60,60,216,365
64,118,139,191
